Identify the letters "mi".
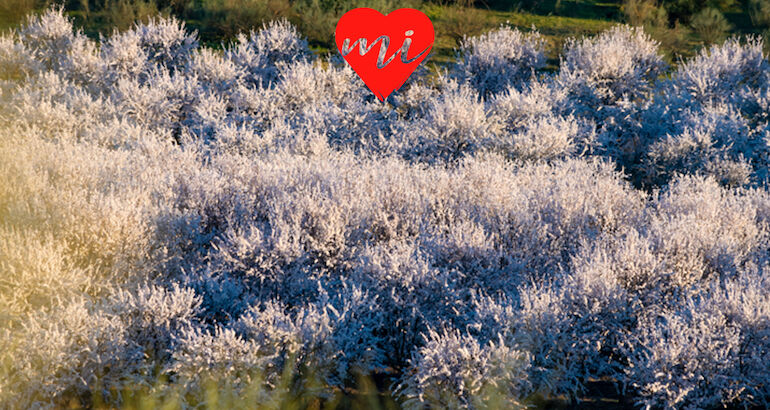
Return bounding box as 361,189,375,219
340,30,430,69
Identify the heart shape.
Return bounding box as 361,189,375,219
335,8,434,102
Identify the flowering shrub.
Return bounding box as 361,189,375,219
4,8,770,409
451,25,545,97
226,19,310,86
667,36,768,107
559,25,666,104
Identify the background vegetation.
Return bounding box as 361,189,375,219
3,0,770,64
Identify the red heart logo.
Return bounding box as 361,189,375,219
335,8,434,102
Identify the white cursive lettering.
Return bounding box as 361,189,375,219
341,30,430,69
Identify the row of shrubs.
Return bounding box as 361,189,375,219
3,8,770,409
0,0,421,45
0,0,754,60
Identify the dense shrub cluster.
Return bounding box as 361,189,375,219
3,9,770,409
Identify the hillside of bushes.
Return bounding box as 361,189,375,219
3,6,770,409
4,0,770,63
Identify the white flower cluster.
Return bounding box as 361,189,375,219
3,8,770,409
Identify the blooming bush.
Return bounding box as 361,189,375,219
559,25,666,105
4,8,770,409
451,25,545,97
